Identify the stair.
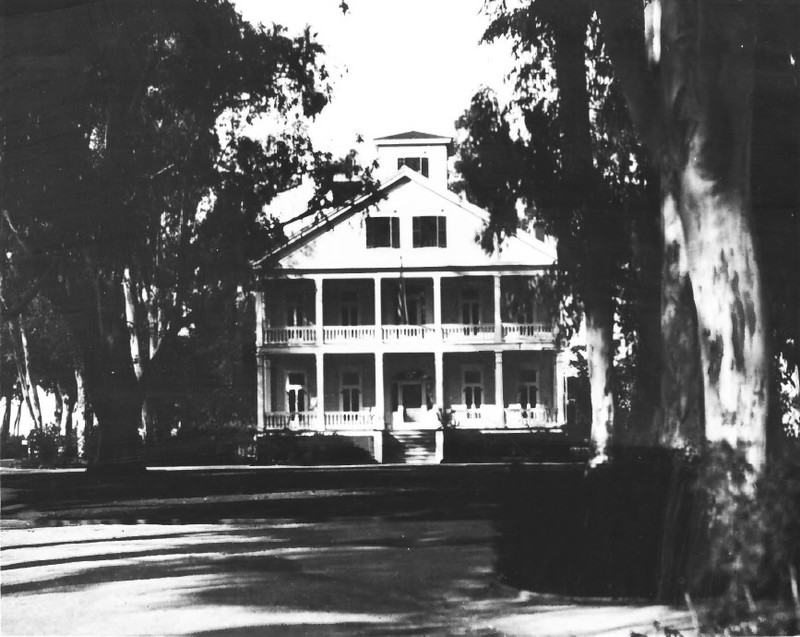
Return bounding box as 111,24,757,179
390,430,439,464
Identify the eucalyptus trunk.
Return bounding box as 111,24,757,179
585,302,615,460
658,193,703,448
661,0,767,470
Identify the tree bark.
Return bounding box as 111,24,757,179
54,389,63,431
1,391,11,443
597,0,769,472
585,304,615,460
662,0,767,471
59,379,76,457
658,192,704,448
549,2,618,460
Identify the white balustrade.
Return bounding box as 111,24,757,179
323,326,377,343
501,323,554,342
440,323,495,342
449,404,501,429
263,322,555,346
263,326,317,345
381,325,435,340
504,404,559,428
263,411,318,430
324,410,375,429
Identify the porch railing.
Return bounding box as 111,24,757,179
504,404,559,428
449,404,504,428
324,410,375,429
323,325,377,343
264,326,317,345
501,322,555,342
381,325,436,340
263,411,318,430
262,322,554,345
440,323,496,342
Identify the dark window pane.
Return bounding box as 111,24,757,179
421,157,429,177
391,217,400,248
437,216,447,247
366,217,391,248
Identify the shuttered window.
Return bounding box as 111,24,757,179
366,217,400,248
412,216,446,248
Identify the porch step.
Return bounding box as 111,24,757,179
389,430,439,465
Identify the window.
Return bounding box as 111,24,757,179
341,371,361,412
463,368,483,408
518,369,539,408
412,216,447,248
366,217,400,248
340,291,359,325
397,157,429,177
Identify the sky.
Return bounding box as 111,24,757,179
233,0,515,157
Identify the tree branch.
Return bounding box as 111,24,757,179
594,0,662,155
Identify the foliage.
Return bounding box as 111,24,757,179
27,423,64,466
0,435,27,460
1,0,355,463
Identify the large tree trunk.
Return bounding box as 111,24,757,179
585,303,615,461
658,192,704,448
1,390,11,443
59,379,76,457
662,0,767,471
596,0,768,472
54,389,63,431
549,2,618,460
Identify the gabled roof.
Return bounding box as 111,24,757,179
374,130,448,141
374,131,452,151
253,165,557,268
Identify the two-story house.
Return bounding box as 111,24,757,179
253,131,568,463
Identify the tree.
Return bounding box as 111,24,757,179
461,3,664,460
1,0,337,469
593,0,800,472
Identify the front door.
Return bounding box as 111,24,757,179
398,381,424,422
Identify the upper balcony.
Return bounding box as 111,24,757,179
258,274,557,349
262,321,555,347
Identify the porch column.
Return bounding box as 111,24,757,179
255,290,266,432
493,275,502,342
374,276,382,338
374,352,385,429
555,351,567,425
257,357,265,432
434,350,444,411
432,274,442,334
315,352,325,431
264,359,272,414
255,290,264,347
314,276,324,344
494,351,504,423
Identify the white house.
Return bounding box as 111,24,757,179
253,131,568,463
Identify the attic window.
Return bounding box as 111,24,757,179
397,157,429,177
412,216,447,248
366,217,400,248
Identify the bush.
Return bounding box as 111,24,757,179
0,435,28,459
27,423,63,465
